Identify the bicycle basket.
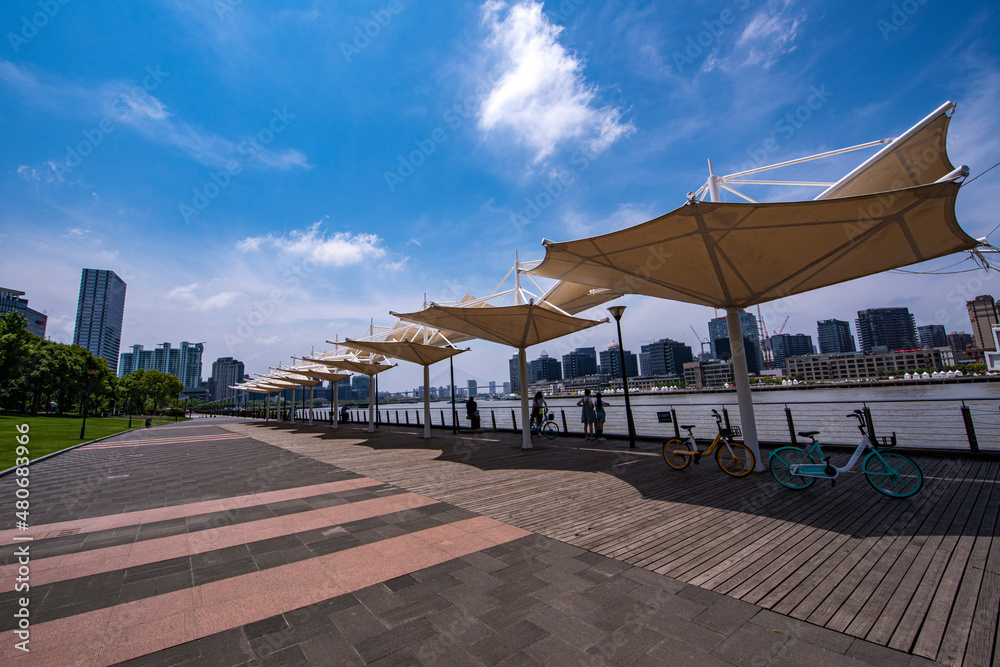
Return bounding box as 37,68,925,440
545,413,555,422
720,425,742,438
874,433,898,449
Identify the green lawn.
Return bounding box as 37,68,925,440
0,414,187,471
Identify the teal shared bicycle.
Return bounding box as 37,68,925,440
769,409,923,498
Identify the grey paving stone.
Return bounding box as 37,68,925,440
354,617,438,663
626,584,707,620
353,583,405,615
710,620,790,666
525,605,607,651
298,632,364,666
579,575,640,606
642,613,728,653
646,636,734,667
585,621,665,665
441,581,502,617
532,566,594,593
528,584,602,619
452,565,506,592
845,638,919,667
523,635,604,667
535,552,591,574
331,599,388,644
692,595,760,636
380,593,452,627
748,609,855,655
467,619,550,666
367,648,425,666
476,595,548,633
494,651,546,667
584,594,658,634
769,637,871,667
461,551,511,573
427,605,495,647
621,565,688,593
676,582,725,608
413,634,488,667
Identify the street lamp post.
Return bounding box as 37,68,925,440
80,368,98,440
608,306,637,449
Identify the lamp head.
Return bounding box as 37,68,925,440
608,305,626,321
87,368,98,376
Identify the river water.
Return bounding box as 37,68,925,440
311,380,1000,452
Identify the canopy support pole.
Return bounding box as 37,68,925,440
332,382,339,430
519,348,532,450
308,385,314,426
264,393,270,422
290,386,296,424
422,364,432,439
368,376,375,433
725,308,763,471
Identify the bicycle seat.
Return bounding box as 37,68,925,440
798,430,820,438
680,424,696,430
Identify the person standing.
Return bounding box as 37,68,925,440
594,392,611,441
530,391,547,433
577,389,596,440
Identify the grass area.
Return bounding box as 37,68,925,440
0,414,187,471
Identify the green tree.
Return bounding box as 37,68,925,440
0,312,32,409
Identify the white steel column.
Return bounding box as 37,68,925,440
725,308,763,470
308,385,314,426
422,364,432,439
367,377,375,433
519,348,531,450
332,382,339,430
264,393,270,422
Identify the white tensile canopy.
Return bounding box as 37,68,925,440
529,102,980,470
283,363,351,429
344,338,469,439
299,355,396,433
392,297,607,450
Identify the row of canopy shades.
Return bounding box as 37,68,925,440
235,101,982,467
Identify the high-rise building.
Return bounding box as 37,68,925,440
509,355,520,393
118,341,204,395
639,339,694,377
529,351,562,383
708,310,763,373
966,295,1000,350
73,269,126,373
947,331,973,353
0,287,47,338
769,333,815,371
713,337,761,374
489,381,496,396
599,342,639,380
855,307,918,353
562,347,598,379
817,319,856,354
208,357,245,402
467,379,478,397
917,324,948,350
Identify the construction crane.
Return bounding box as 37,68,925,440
757,305,773,369
774,316,790,336
690,326,711,357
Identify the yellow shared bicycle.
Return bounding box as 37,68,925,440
662,409,755,477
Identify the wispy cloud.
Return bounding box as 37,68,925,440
477,1,635,162
162,282,242,312
731,1,805,70
238,221,405,270
1,60,310,172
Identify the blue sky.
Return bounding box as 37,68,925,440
2,0,999,392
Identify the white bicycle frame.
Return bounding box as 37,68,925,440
789,433,875,480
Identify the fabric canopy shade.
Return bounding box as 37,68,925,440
392,302,606,449
282,363,351,429
344,339,469,439
390,302,606,349
538,280,623,316
300,356,396,432
529,182,975,310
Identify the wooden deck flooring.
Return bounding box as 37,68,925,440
223,421,1000,666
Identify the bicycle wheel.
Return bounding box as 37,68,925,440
863,451,923,498
541,420,559,440
768,447,817,490
716,441,755,477
663,438,693,469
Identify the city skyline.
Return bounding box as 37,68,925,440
2,2,998,392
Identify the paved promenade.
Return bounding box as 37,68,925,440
0,417,978,665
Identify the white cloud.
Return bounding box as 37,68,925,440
238,221,404,269
163,282,241,312
733,1,804,69
477,1,634,162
